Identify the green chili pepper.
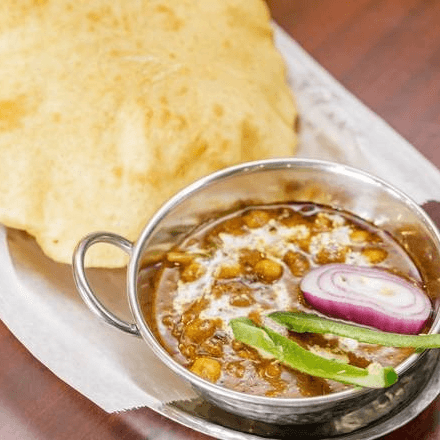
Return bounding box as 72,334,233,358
229,317,398,389
268,312,440,348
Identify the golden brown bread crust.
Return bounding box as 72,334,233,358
0,0,297,267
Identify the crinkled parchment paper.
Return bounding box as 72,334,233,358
1,25,440,414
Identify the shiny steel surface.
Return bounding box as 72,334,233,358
73,158,440,427
159,348,440,439
72,231,140,336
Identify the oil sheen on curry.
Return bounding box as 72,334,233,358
141,203,423,398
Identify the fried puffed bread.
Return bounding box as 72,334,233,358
0,0,297,267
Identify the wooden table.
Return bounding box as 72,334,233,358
2,1,440,439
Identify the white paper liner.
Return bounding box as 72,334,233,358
1,24,440,414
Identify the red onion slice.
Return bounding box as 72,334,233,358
300,264,431,334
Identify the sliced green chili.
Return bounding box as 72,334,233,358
229,317,398,389
269,312,440,348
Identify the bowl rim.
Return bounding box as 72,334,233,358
126,158,440,407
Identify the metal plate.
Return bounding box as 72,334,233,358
158,349,440,440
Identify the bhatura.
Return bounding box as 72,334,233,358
0,0,297,267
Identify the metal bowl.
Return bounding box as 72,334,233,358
72,158,440,425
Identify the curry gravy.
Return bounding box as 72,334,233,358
140,203,423,398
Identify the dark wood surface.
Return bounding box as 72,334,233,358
2,1,440,439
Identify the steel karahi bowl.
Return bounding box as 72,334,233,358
72,158,440,426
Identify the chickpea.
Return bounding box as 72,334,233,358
180,262,205,282
239,248,262,269
254,258,283,283
283,251,310,277
242,210,271,228
213,217,245,236
315,247,348,264
349,229,370,243
247,310,263,326
183,318,219,344
362,247,388,263
313,213,333,231
279,210,308,227
190,357,222,382
229,291,255,307
216,263,242,279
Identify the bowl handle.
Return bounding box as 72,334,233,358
72,232,141,337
